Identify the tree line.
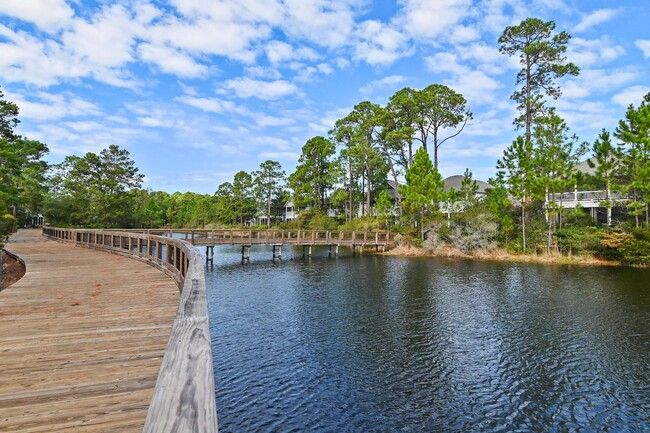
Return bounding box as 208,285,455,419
1,17,649,264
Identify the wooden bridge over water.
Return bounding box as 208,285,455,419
124,229,395,261
1,228,217,433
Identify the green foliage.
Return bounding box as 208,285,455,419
0,88,49,235
459,168,479,204
618,227,650,264
289,136,336,210
499,18,579,141
614,93,650,226
444,208,499,254
556,226,603,255
44,145,142,227
374,189,395,231
338,216,382,232
293,208,338,230
253,160,285,227
497,136,536,250
484,182,517,244
400,147,444,239
384,85,471,170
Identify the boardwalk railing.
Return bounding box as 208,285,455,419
546,190,629,208
116,229,394,247
42,227,218,433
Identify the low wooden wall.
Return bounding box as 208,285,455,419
42,227,218,433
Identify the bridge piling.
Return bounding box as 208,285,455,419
241,245,251,263
272,244,283,260
206,245,214,267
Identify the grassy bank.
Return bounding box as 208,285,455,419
383,244,618,267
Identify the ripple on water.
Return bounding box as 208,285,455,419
206,250,650,432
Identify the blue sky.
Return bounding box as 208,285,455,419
1,0,648,194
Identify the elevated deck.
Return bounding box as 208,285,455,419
0,229,180,432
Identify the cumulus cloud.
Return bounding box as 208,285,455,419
282,0,358,48
139,43,208,78
0,3,155,87
0,0,74,32
636,40,650,58
396,0,473,40
176,96,240,113
353,20,410,65
220,77,298,100
562,68,640,99
8,91,102,120
425,52,502,105
611,86,650,107
567,37,625,68
360,75,408,94
574,8,622,33
264,41,319,65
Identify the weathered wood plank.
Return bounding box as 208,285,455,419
0,229,179,433
41,227,219,433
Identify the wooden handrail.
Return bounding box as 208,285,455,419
42,227,217,433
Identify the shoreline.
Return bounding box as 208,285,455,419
381,244,622,267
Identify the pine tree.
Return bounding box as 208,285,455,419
400,147,444,240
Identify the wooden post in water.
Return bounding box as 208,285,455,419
205,245,214,266
241,245,250,263
272,244,283,260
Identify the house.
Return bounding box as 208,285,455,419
440,175,493,216
545,157,630,225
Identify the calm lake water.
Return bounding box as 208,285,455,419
205,246,650,432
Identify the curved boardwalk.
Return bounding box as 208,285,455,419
0,229,179,432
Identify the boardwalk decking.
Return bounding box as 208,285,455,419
0,229,180,432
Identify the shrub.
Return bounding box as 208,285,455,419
443,211,498,254
556,226,603,255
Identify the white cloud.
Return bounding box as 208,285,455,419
360,75,407,94
61,5,145,68
244,66,282,79
425,52,466,75
0,3,153,87
264,41,319,65
0,0,73,32
567,37,625,68
256,115,296,127
397,0,472,40
176,96,239,113
448,25,481,44
353,20,410,65
259,151,301,160
611,86,650,108
139,43,208,78
574,8,622,33
282,0,355,48
63,121,106,132
8,91,102,120
635,40,650,59
425,52,502,105
147,16,263,63
562,68,640,99
220,77,298,100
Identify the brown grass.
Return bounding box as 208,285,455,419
383,244,618,267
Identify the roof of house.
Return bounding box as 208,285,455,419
574,157,598,176
442,175,493,193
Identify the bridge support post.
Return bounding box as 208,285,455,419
205,245,214,267
241,245,250,263
273,245,283,260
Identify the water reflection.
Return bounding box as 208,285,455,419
206,248,650,432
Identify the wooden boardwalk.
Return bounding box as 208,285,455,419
0,229,180,432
